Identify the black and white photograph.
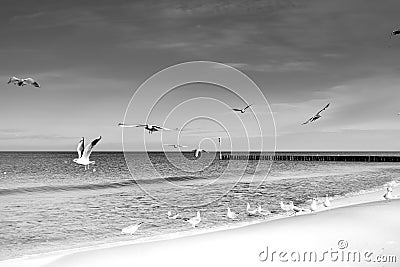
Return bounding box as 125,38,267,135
1,1,400,266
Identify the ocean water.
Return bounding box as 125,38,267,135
0,151,399,260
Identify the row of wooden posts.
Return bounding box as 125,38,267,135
220,154,400,162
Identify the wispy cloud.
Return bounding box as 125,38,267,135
217,61,317,73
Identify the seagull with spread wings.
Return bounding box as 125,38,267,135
73,136,102,170
193,148,207,158
391,29,400,37
118,123,171,134
233,104,252,114
7,77,40,88
302,103,330,125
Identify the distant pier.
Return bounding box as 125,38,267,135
220,153,400,162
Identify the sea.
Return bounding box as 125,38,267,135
1,151,399,261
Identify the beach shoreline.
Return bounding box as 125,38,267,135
2,184,398,267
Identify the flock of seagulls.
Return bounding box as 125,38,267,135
122,188,399,235
6,29,400,236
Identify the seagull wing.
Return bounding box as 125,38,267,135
153,125,171,131
232,108,242,112
23,78,40,87
77,138,85,158
118,123,147,128
316,103,330,116
8,77,20,84
302,117,313,125
82,136,101,160
243,104,252,111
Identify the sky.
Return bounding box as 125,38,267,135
1,0,400,151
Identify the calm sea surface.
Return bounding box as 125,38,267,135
1,152,399,260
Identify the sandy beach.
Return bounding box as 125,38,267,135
2,185,399,267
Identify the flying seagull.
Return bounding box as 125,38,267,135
118,123,171,134
165,144,188,149
193,148,207,158
233,104,252,114
73,136,102,170
391,29,400,37
302,103,330,125
7,77,40,88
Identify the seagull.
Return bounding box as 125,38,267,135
310,198,318,212
246,203,258,216
193,148,207,158
257,205,271,216
187,211,201,228
7,77,40,88
391,29,400,37
323,194,331,207
280,201,292,214
73,136,101,170
227,207,238,219
383,187,393,201
289,201,305,215
167,210,180,219
233,104,252,114
302,103,330,125
118,123,171,134
121,222,142,235
165,144,188,149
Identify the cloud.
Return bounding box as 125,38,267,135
216,61,317,73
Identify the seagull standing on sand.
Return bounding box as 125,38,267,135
187,211,201,228
227,207,238,220
323,194,331,207
73,136,102,170
280,201,292,214
257,205,271,216
233,104,252,114
289,201,305,216
383,187,393,201
246,203,258,216
118,123,170,134
302,103,330,125
7,77,40,88
310,198,318,212
167,210,180,219
121,222,142,235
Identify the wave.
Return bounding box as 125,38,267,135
0,175,210,196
